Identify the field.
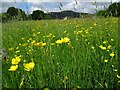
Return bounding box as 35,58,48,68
2,17,120,88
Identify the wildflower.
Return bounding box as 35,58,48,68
99,45,106,50
117,75,120,79
111,39,114,41
21,38,25,40
8,65,18,71
23,60,27,62
55,39,63,44
16,50,20,53
91,46,94,49
24,62,35,71
11,56,21,64
41,43,46,47
31,40,36,45
16,47,19,49
37,32,40,34
107,45,111,49
114,69,118,72
76,30,83,35
112,65,114,68
90,27,93,29
9,48,14,51
52,35,55,38
21,43,28,47
110,52,115,57
94,23,97,26
103,41,108,44
104,59,108,63
62,37,70,43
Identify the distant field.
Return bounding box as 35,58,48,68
2,17,119,88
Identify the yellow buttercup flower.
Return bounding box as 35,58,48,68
110,52,115,57
8,65,18,71
104,59,108,63
62,37,70,43
117,75,120,79
107,45,111,49
99,45,106,50
11,56,21,64
91,46,94,49
9,48,14,51
94,23,97,26
103,41,108,44
55,39,63,44
41,43,46,47
37,32,40,34
24,62,35,71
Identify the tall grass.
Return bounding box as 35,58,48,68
2,17,119,88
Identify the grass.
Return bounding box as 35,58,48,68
2,17,120,88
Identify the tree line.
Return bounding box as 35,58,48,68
1,2,120,22
97,2,120,17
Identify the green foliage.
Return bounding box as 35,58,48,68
1,13,12,23
97,2,120,17
31,10,45,20
2,18,119,88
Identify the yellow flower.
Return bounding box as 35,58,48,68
8,65,18,71
9,48,14,51
41,43,46,47
103,41,108,44
110,52,115,57
91,46,94,49
24,62,35,71
104,59,108,63
99,45,106,50
90,27,93,29
16,50,20,53
21,38,25,40
94,23,97,26
107,45,111,49
112,65,114,68
23,60,27,62
117,75,120,79
21,43,28,47
11,56,21,64
111,39,114,41
114,69,118,72
62,37,70,43
31,40,36,45
55,39,63,44
37,32,40,34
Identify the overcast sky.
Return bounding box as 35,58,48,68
1,0,120,14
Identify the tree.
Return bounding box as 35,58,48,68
31,10,45,20
1,13,12,23
107,2,120,17
96,2,120,17
6,7,27,20
6,7,18,19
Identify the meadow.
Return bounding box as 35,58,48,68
2,17,120,88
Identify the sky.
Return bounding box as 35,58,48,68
1,0,120,14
